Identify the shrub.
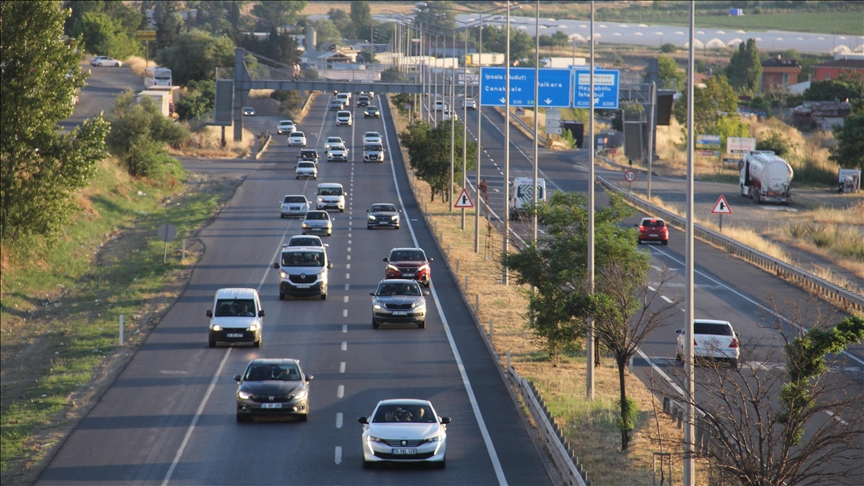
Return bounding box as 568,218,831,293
660,43,677,53
756,130,794,157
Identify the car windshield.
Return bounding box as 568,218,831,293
332,145,346,151
372,404,436,423
283,196,306,203
299,150,316,157
377,282,420,296
288,237,320,247
214,299,256,317
694,323,733,336
280,121,293,126
244,363,301,381
390,250,425,262
364,144,383,151
337,112,350,116
327,138,341,143
365,133,380,138
367,106,378,110
290,132,303,137
305,212,328,220
371,204,396,212
281,251,325,267
318,188,343,196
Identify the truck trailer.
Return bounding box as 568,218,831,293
739,150,793,205
541,57,586,68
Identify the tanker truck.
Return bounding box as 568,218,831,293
739,150,793,205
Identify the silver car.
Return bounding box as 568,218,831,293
367,203,401,229
280,195,310,218
295,161,317,179
359,399,449,468
370,279,429,329
327,144,349,162
302,210,332,236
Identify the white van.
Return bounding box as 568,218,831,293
336,110,353,126
274,244,333,300
509,177,547,221
206,288,264,348
316,182,346,212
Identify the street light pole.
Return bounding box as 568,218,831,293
450,29,456,209
461,21,469,230
532,0,539,243
474,15,484,252
586,0,596,401
503,1,510,285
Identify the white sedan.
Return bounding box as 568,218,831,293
90,56,122,67
362,131,382,144
295,161,317,179
358,399,449,469
288,131,307,147
462,98,477,110
327,144,349,162
324,136,344,152
277,120,296,135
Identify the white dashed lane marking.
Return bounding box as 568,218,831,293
346,273,350,279
343,296,349,303
340,362,346,373
341,342,347,351
336,413,344,428
343,309,348,317
337,385,344,398
335,446,342,464
342,324,347,333
661,295,674,304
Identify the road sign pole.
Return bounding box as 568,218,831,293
719,214,723,232
586,0,596,402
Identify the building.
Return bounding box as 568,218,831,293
760,56,802,91
812,58,864,81
425,39,477,58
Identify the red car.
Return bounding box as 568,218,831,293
384,248,433,287
636,218,669,245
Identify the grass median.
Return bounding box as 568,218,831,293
388,97,711,485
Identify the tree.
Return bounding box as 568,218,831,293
328,8,355,40
251,1,305,32
64,0,143,41
154,1,182,50
350,1,374,42
725,38,762,95
174,79,216,121
504,191,680,450
803,70,864,102
646,54,685,91
1,0,110,243
481,25,533,65
668,307,864,485
400,120,476,202
156,29,235,85
106,91,188,177
312,19,342,46
674,75,747,150
830,99,864,173
70,11,142,58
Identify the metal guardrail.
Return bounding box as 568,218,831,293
596,175,864,314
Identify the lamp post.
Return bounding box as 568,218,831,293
503,0,510,285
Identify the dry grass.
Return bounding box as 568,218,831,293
389,96,710,485
301,2,417,16
170,125,256,158
124,56,150,78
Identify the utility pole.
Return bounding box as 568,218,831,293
586,0,596,401
502,1,511,285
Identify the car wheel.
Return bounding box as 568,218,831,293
254,335,262,348
296,176,299,179
209,338,216,348
339,208,344,213
395,226,400,229
423,280,430,288
417,320,426,329
637,239,643,244
279,292,285,301
729,358,738,369
236,413,249,423
299,413,308,422
372,319,380,329
321,291,327,300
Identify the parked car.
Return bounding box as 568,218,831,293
676,319,740,367
243,107,256,116
302,210,332,236
206,288,264,348
295,161,317,179
367,203,401,229
289,131,307,147
90,56,122,67
364,105,381,118
327,144,349,162
234,358,312,422
636,218,669,245
384,248,432,287
358,399,449,468
280,195,310,218
277,120,295,134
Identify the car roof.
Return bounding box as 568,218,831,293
375,398,432,407
327,136,342,140
298,161,315,165
391,247,423,252
378,278,418,285
337,111,350,115
283,194,307,198
279,120,294,123
693,319,732,326
290,131,304,135
365,131,380,135
371,203,396,207
318,182,342,187
215,288,258,299
248,358,300,366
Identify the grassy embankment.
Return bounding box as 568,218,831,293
388,96,714,485
0,156,240,478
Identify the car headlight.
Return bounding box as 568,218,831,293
373,302,383,310
280,271,288,278
411,300,425,309
211,324,222,332
368,215,376,220
237,390,252,400
302,223,309,228
248,323,259,332
391,215,398,221
423,435,442,443
417,264,429,272
290,389,307,400
317,197,324,202
387,264,400,272
367,435,387,444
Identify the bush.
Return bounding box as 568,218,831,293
756,130,794,157
660,43,677,53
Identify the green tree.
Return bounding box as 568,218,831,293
481,25,533,64
400,120,476,201
71,11,142,58
328,8,355,40
106,91,188,177
350,1,373,42
252,0,305,32
674,75,745,149
725,38,762,95
154,1,182,50
1,0,110,243
174,79,216,121
648,54,685,91
64,0,143,41
156,29,235,85
312,19,342,46
504,191,680,450
830,100,864,173
803,70,864,102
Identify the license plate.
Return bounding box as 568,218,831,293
226,333,243,338
393,311,407,316
261,403,282,409
294,284,310,288
649,234,658,237
391,448,417,455
401,273,414,278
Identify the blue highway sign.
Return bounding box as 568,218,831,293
480,68,571,107
573,68,620,109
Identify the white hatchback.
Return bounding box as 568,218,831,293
289,131,307,147
358,399,450,468
676,319,740,367
277,120,296,134
295,161,317,179
324,136,344,152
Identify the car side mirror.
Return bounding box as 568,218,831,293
428,257,434,262
383,258,389,262
440,416,451,424
424,291,430,296
305,375,314,381
234,374,242,382
258,310,265,317
398,209,403,213
328,262,334,269
358,416,369,424
366,209,370,212
736,332,740,338
274,262,280,269
206,310,213,318
369,291,375,296
323,243,329,247
676,329,685,335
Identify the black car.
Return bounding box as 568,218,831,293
370,279,429,329
367,203,401,229
234,358,313,422
356,95,370,107
297,149,320,162
364,105,381,118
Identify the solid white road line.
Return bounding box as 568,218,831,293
382,102,509,486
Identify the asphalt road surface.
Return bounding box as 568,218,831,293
60,61,143,132
37,93,554,485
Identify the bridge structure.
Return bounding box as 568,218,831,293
220,48,471,141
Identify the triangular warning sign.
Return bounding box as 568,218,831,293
454,188,474,209
711,195,732,214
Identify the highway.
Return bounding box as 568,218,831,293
38,92,553,485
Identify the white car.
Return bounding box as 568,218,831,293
434,100,447,111
289,131,307,147
295,161,317,179
363,131,382,144
462,98,477,110
336,111,352,126
442,110,459,122
277,120,296,134
676,319,740,367
324,136,344,152
90,56,122,67
280,195,310,218
327,144,349,162
358,399,450,468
